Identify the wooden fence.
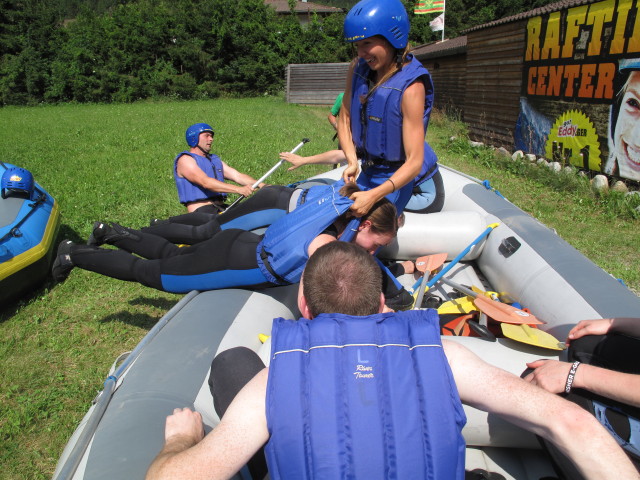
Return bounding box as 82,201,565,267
286,62,349,105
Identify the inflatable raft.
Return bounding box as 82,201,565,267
0,163,60,306
53,165,640,480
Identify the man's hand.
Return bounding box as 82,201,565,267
236,185,254,198
165,407,205,445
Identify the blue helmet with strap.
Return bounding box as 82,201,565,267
185,123,214,148
344,0,410,50
1,166,34,199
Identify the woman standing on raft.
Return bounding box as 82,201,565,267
339,0,444,216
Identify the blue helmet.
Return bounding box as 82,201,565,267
344,0,410,50
619,58,640,74
185,123,214,148
1,167,34,200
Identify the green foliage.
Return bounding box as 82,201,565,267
2,0,560,105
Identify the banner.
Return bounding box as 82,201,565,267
430,13,444,32
515,0,640,182
415,0,445,15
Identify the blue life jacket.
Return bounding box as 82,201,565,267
350,55,438,182
173,151,226,204
265,309,467,479
256,184,353,285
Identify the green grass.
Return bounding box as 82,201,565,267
0,98,638,479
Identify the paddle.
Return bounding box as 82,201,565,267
501,324,566,350
226,138,310,210
439,277,546,325
411,253,447,309
437,297,477,314
408,253,448,293
413,223,500,304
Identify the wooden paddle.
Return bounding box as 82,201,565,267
501,324,566,350
412,253,448,309
439,278,546,325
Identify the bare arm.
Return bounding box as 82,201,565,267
146,369,269,480
176,156,254,197
524,359,640,408
221,161,263,189
338,61,360,184
307,234,337,258
281,150,346,171
347,81,425,217
443,341,639,479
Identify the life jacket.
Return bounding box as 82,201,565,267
350,55,438,182
256,184,354,285
265,309,467,479
173,151,226,204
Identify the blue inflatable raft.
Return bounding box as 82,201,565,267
0,163,60,306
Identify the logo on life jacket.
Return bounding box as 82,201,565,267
354,364,374,379
368,116,382,123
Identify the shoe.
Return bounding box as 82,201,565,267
87,221,108,246
52,240,75,282
385,288,415,311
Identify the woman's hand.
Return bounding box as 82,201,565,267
342,163,359,184
523,359,572,394
349,189,380,217
567,318,614,344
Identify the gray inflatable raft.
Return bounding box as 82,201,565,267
53,165,640,480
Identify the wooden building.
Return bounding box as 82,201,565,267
285,62,349,105
413,36,467,118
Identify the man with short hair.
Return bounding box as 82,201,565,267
175,123,262,213
147,242,639,480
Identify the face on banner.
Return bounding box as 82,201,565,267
607,68,640,181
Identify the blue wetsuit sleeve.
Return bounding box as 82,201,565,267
373,256,403,290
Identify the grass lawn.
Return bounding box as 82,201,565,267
0,97,638,479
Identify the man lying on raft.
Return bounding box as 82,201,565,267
52,183,413,309
146,242,638,480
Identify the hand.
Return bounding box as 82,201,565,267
567,318,613,344
523,359,571,394
164,407,205,445
349,189,379,217
280,152,304,171
237,185,254,197
342,163,359,184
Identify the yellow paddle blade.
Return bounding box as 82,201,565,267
258,333,270,344
471,285,499,300
438,297,478,314
501,324,566,350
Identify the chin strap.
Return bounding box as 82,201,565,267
196,145,211,159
